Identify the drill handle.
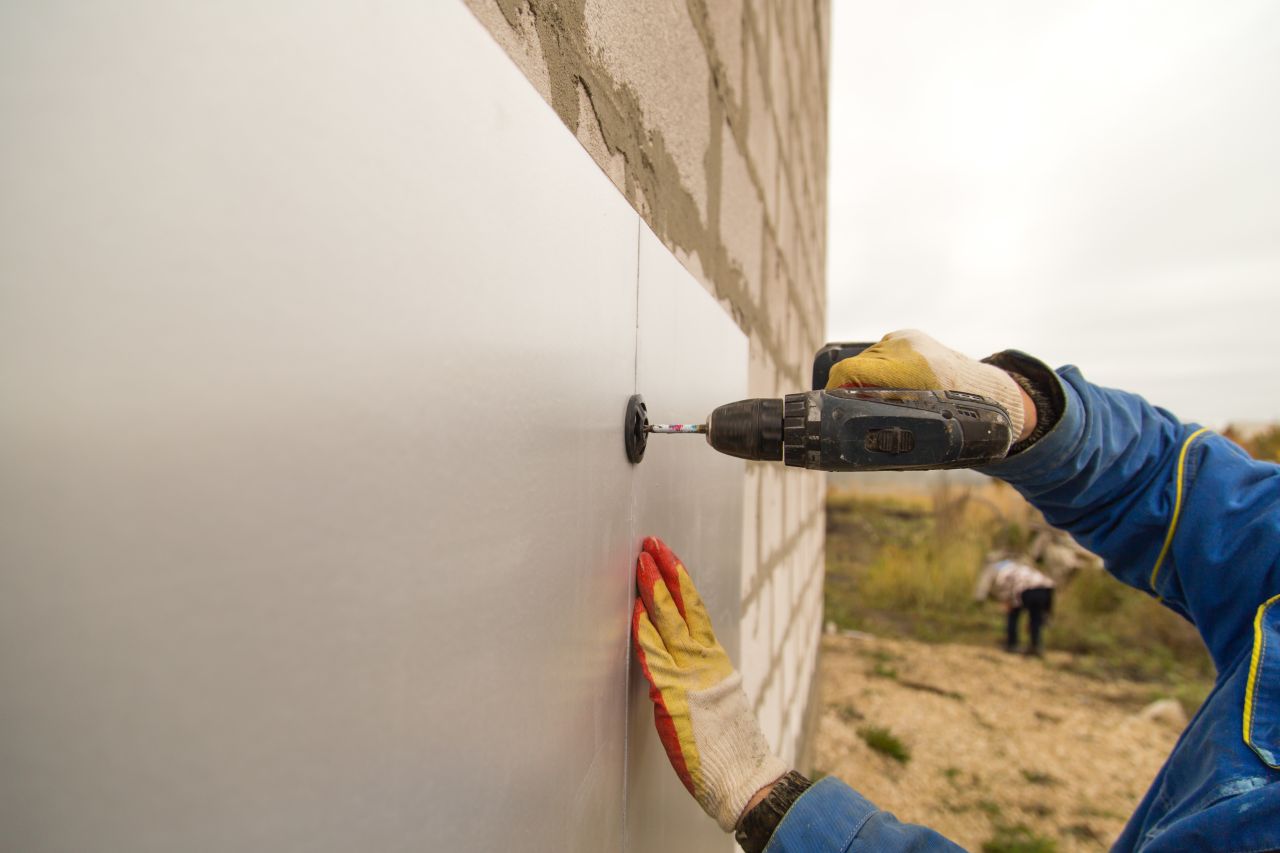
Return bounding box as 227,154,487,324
811,342,873,390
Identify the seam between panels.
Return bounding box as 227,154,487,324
633,216,642,393
620,213,642,853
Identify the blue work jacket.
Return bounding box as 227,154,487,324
768,363,1280,852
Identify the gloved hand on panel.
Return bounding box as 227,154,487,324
630,536,787,832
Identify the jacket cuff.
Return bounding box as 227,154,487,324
736,771,812,853
978,365,1086,487
981,350,1065,453
764,777,878,852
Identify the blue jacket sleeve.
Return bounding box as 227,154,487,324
765,778,964,852
981,363,1280,670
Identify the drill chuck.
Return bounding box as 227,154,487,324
703,394,817,465
705,397,784,461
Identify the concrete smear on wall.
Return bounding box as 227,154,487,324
467,0,828,388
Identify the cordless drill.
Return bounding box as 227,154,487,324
627,343,1013,472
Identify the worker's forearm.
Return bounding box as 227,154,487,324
738,780,777,823
979,363,1168,559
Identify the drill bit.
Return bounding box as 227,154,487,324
646,423,707,434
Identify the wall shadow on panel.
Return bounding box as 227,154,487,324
626,224,747,853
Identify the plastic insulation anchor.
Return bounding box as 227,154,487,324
625,394,648,463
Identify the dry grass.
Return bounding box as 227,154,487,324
824,483,1214,711
815,634,1184,852
819,481,1218,849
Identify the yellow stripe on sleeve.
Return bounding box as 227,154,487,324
1148,427,1212,594
1243,594,1280,764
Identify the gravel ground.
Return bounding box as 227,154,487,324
813,634,1185,851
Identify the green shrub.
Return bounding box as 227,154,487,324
1067,568,1126,615
858,726,911,764
982,823,1057,853
1020,769,1057,786
871,662,899,679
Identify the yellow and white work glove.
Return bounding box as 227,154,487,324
631,537,787,831
825,329,1028,445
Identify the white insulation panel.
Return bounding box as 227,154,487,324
629,226,747,853
0,2,749,852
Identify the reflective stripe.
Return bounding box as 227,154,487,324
1148,427,1211,593
1243,593,1280,768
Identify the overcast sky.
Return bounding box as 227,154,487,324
827,1,1280,427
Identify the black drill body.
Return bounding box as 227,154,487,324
631,343,1014,471
704,388,1012,472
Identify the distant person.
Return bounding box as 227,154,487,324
630,330,1280,852
974,555,1056,655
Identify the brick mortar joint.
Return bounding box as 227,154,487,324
749,547,825,713
687,0,825,370
761,217,824,350
741,503,824,610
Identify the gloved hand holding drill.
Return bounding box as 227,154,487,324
822,329,1037,443
644,328,1044,473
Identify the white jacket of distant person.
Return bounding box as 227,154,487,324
973,558,1055,607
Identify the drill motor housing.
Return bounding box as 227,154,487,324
706,388,1012,472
